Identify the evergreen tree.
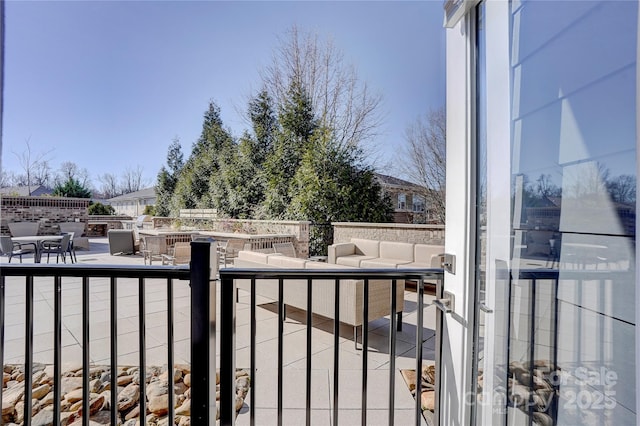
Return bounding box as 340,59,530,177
172,101,234,211
52,177,92,198
155,138,184,217
263,81,317,218
288,127,393,254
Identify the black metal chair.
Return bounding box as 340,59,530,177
0,236,37,263
40,233,73,264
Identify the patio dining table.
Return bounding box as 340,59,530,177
12,235,64,263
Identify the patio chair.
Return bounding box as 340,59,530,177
141,235,166,265
162,242,191,265
59,222,90,251
8,222,40,237
40,233,73,264
0,236,37,263
108,230,136,255
65,232,78,263
221,239,244,266
273,242,296,258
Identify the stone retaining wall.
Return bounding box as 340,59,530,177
332,222,445,245
87,215,133,236
0,196,89,236
150,217,311,258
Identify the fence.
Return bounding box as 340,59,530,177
1,243,445,425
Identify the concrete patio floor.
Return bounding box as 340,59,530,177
2,237,437,425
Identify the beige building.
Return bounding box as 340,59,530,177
107,187,156,217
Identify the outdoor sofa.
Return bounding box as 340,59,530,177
328,238,444,269
233,250,405,345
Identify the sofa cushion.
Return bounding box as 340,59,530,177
414,244,444,264
237,250,281,264
379,241,415,262
403,254,443,269
305,261,354,270
336,255,375,267
350,238,380,257
360,258,412,268
268,255,307,268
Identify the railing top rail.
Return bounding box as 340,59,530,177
0,263,191,279
219,267,444,281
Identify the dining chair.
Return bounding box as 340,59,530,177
66,232,78,263
162,242,191,265
40,233,72,264
0,236,37,263
141,236,166,265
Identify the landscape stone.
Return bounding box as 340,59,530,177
32,384,51,400
175,399,190,416
148,394,169,416
117,384,140,412
30,409,53,426
421,391,435,411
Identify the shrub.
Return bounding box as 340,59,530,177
88,202,115,215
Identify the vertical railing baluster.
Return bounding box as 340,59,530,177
24,275,34,426
306,277,313,426
250,277,256,426
54,276,62,424
333,277,340,426
528,279,536,426
389,279,397,426
138,277,147,423
82,276,89,426
361,278,369,426
277,278,284,426
219,272,236,426
0,276,4,423
552,277,559,421
110,277,118,426
192,242,216,424
167,277,175,426
415,276,424,426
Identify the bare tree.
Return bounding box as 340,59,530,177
12,137,54,195
535,173,561,199
0,170,13,187
120,165,147,194
399,107,446,224
607,174,636,204
98,173,121,199
260,26,383,151
56,161,90,187
31,160,53,188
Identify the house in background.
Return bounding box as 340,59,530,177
375,173,437,224
107,187,156,217
0,185,52,197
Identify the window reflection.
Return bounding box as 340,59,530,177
507,1,636,425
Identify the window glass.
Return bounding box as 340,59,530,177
510,1,636,425
398,193,406,209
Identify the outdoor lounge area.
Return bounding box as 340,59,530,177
0,237,439,425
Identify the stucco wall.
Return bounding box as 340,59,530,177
332,222,445,245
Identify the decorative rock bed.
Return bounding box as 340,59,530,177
2,363,250,425
401,363,436,423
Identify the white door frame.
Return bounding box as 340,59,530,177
441,8,477,425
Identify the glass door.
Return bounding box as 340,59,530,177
470,1,638,425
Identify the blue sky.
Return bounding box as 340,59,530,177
2,1,445,189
